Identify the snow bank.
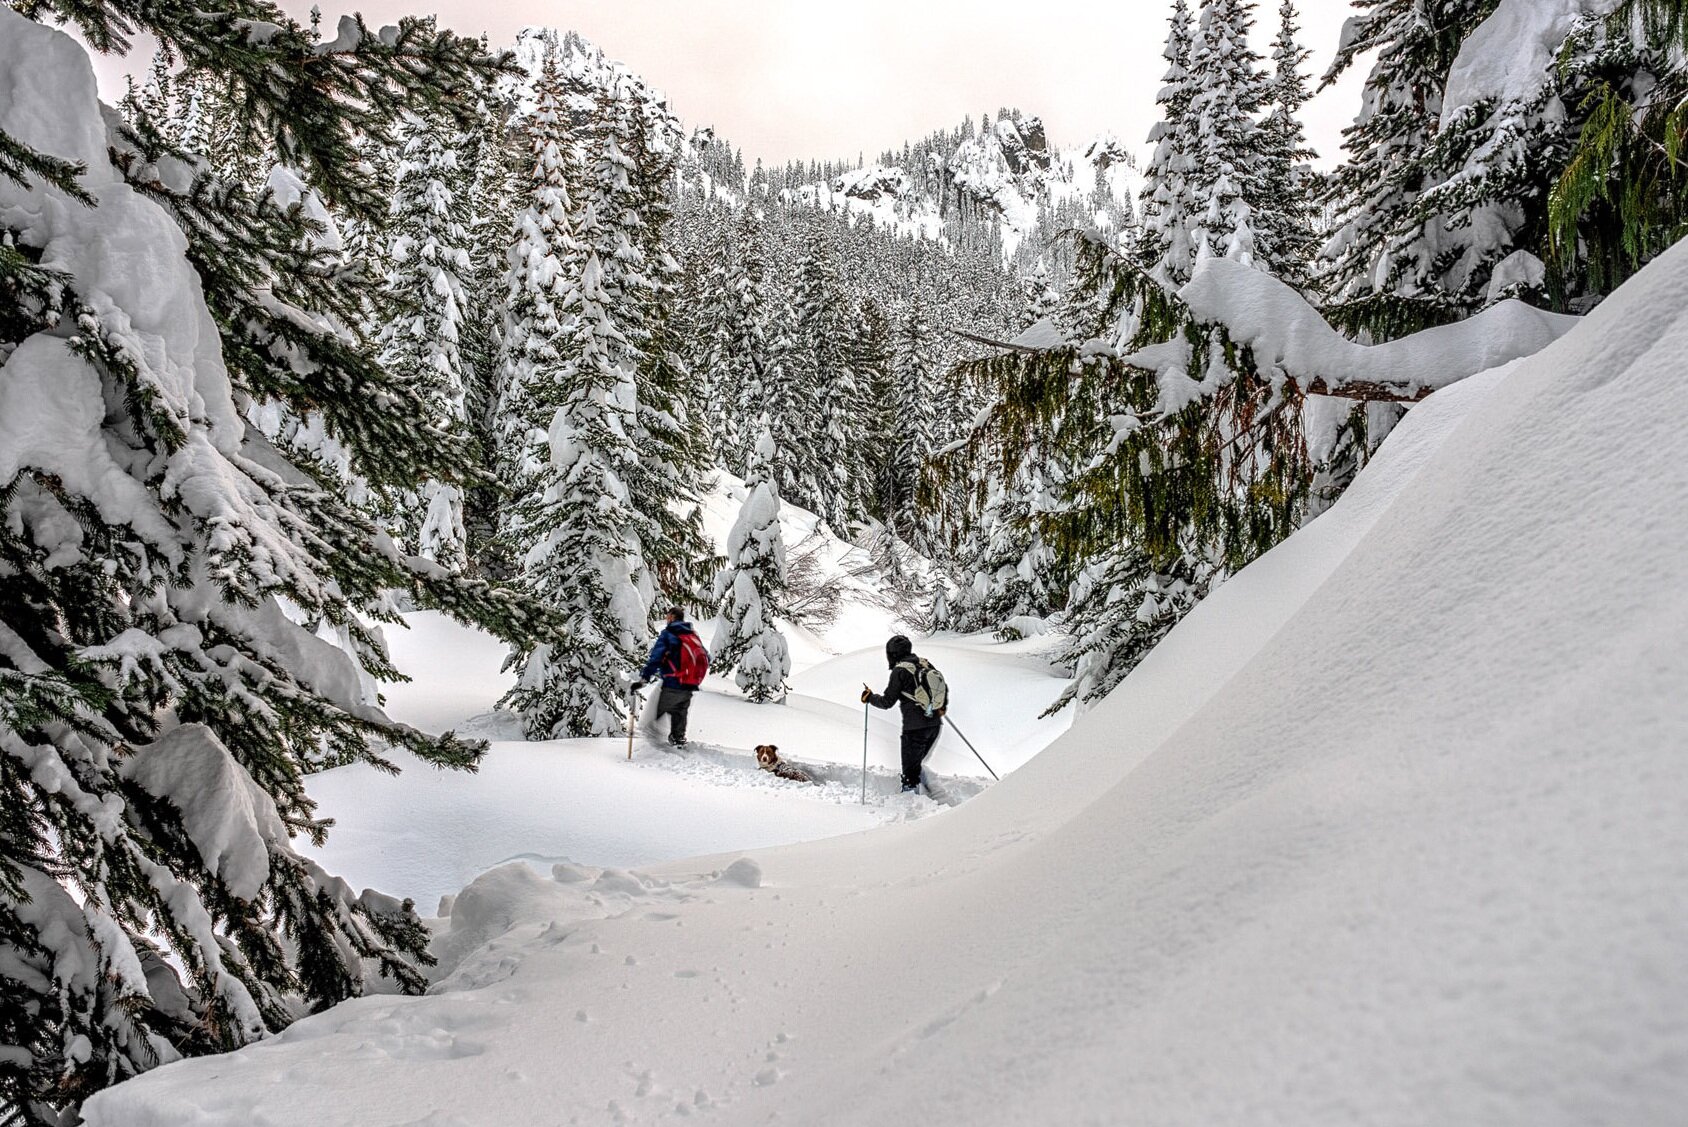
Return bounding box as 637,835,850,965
1170,256,1579,395
86,244,1688,1124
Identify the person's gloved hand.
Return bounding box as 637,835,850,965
859,685,872,704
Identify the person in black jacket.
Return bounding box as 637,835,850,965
861,634,941,793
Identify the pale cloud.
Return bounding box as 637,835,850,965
86,0,1370,167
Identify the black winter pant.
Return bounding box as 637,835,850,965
900,724,942,790
655,686,694,743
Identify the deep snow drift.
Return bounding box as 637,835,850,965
86,245,1688,1123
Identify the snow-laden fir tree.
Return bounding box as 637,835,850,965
1316,0,1502,336
136,47,173,130
711,418,792,703
615,86,716,615
492,49,577,518
1184,0,1269,268
0,6,547,1122
1257,0,1319,288
947,468,1062,638
789,219,866,531
1546,0,1688,301
1137,0,1201,285
851,297,897,526
884,297,940,544
760,280,821,510
1416,0,1688,312
499,53,652,739
1046,548,1214,714
377,109,477,571
1021,262,1062,326
699,208,773,469
460,91,521,571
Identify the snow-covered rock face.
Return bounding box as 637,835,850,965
790,110,1139,256
833,164,909,203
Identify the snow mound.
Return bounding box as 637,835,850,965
86,243,1688,1124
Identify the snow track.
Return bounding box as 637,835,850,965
626,738,987,808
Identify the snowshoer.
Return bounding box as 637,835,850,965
636,607,710,748
861,634,945,792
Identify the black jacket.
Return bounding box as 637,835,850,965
868,658,941,731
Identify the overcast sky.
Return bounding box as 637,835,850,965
90,0,1370,167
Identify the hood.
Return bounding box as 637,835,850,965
885,634,914,667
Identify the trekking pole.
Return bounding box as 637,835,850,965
942,714,998,781
861,701,869,805
626,681,638,761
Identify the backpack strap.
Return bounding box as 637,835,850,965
896,659,925,705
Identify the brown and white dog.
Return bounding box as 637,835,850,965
754,744,818,785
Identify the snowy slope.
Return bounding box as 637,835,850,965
86,245,1688,1124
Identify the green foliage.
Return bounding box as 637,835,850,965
944,235,1307,578
1550,0,1688,297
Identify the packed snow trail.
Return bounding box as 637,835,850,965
86,246,1688,1125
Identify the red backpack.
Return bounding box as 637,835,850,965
671,631,710,688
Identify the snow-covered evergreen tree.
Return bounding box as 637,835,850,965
1138,0,1201,285
617,88,716,615
884,297,940,542
377,109,477,571
1184,0,1269,267
948,469,1061,637
1047,550,1213,714
498,53,651,739
1546,0,1688,301
761,281,820,511
460,91,521,570
702,208,776,470
1257,0,1319,287
1316,0,1501,335
851,297,897,526
790,220,865,531
711,420,791,703
1,7,544,1121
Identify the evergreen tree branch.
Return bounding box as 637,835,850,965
22,0,517,222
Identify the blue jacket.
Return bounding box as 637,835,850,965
642,621,703,690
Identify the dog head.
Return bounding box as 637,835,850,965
754,744,780,769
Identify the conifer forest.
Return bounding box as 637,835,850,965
3,2,1688,1124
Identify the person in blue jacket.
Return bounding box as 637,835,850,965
635,606,708,748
